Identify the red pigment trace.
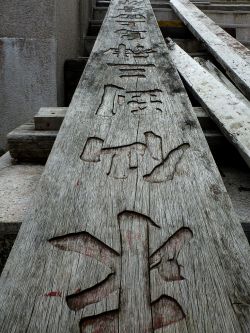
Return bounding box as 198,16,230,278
44,291,62,297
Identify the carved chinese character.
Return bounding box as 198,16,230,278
105,43,156,59
96,85,163,116
127,89,163,114
112,13,146,20
116,20,145,28
81,131,190,183
115,28,146,40
49,212,193,332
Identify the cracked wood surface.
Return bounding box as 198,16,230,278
1,0,250,332
170,0,250,100
167,39,250,168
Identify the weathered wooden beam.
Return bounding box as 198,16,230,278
170,0,250,99
195,57,250,103
1,0,250,332
167,39,250,167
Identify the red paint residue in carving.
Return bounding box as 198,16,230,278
153,315,164,329
83,247,109,265
125,230,142,248
44,291,62,297
74,288,81,294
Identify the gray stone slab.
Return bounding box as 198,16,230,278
0,0,81,151
0,153,44,229
0,153,43,274
0,0,54,38
34,107,68,130
7,122,57,162
0,38,57,152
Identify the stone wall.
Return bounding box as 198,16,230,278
0,0,82,152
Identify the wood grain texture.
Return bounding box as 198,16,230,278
166,39,250,167
1,0,250,332
194,58,250,106
170,0,250,99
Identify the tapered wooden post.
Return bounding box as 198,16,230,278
1,0,250,332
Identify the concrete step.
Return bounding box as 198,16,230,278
82,35,207,56
92,5,250,26
7,122,57,163
87,18,241,38
96,1,176,8
82,34,249,58
95,1,250,11
87,19,195,38
34,107,68,130
34,106,215,132
8,111,234,164
93,6,173,21
0,152,43,273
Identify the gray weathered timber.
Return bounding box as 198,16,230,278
1,0,250,332
194,58,250,105
170,0,250,100
167,39,250,168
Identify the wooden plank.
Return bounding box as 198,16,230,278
1,0,250,332
167,39,250,167
170,0,250,99
194,57,250,105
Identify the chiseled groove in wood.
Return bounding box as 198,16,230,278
1,0,250,332
170,0,250,100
